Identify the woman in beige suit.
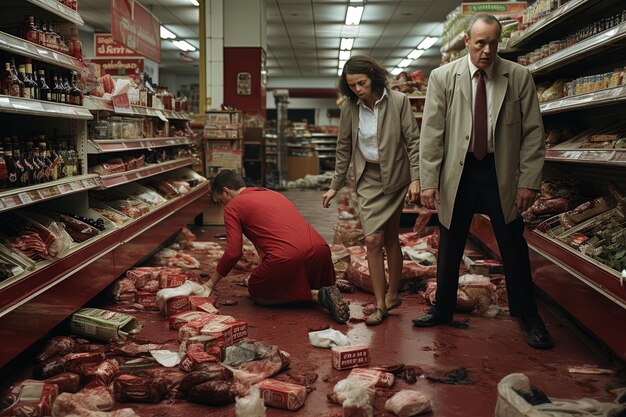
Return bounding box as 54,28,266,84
322,55,420,325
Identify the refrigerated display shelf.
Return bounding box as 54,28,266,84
0,31,84,71
98,158,194,188
86,137,193,153
83,96,189,120
540,86,626,115
0,96,92,119
0,181,210,369
544,149,626,165
0,175,101,213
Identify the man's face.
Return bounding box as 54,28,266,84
464,19,500,70
213,188,234,205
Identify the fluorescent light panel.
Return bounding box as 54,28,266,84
340,38,354,50
172,40,196,51
338,69,343,76
390,67,402,76
189,0,199,5
345,6,363,25
338,60,347,70
160,26,176,39
417,36,438,50
339,50,351,60
408,49,424,59
398,59,412,68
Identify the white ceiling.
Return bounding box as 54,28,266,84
76,0,461,83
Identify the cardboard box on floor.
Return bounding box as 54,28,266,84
286,155,319,180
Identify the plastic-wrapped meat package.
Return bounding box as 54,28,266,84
112,278,137,303
257,379,307,410
36,336,76,363
43,372,81,393
92,207,130,225
333,220,364,247
1,381,58,417
331,245,351,279
131,187,167,207
151,179,180,198
106,200,150,219
112,374,168,403
226,341,291,385
52,386,140,417
58,214,100,243
385,389,432,417
90,157,126,175
345,255,374,294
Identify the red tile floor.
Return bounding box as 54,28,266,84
3,189,624,417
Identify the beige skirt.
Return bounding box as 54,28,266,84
356,162,408,236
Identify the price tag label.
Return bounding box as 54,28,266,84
18,192,33,204
57,185,66,194
156,110,169,122
2,196,18,208
68,181,81,191
81,179,92,188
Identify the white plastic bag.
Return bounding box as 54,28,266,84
333,378,374,417
308,328,351,348
235,385,266,417
156,280,209,313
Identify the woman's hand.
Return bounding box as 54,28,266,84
322,189,337,208
204,273,222,296
420,188,440,210
405,180,421,206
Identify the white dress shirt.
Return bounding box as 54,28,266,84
468,55,494,154
357,89,388,162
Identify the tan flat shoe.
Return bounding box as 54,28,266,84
365,308,387,326
386,298,403,311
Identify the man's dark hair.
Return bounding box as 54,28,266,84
465,13,502,38
211,169,245,195
338,55,389,104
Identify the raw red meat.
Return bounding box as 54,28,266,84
37,336,76,362
187,380,238,406
43,372,81,393
112,374,168,403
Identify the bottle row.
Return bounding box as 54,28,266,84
21,16,83,60
1,56,83,105
0,134,81,191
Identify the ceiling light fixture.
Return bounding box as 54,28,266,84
417,36,438,50
339,50,351,61
160,26,176,39
390,67,403,76
398,59,413,68
189,0,199,6
407,49,425,59
338,60,347,70
338,68,343,76
172,40,196,52
340,38,354,50
345,6,363,25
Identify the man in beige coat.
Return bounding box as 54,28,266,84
413,14,553,349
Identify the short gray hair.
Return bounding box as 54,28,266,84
465,13,502,38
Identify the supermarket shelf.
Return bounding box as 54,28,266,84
311,139,336,144
204,137,243,141
0,96,92,119
86,137,192,154
469,213,626,361
310,132,337,138
83,96,190,120
540,86,626,115
317,154,335,159
507,0,592,49
527,21,626,74
441,32,464,53
0,175,101,213
98,158,194,188
0,31,84,71
544,149,626,166
26,0,84,25
0,182,210,369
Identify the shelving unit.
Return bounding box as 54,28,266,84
311,132,337,173
0,1,207,369
467,0,626,360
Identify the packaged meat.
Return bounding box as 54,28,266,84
348,368,395,388
105,199,151,219
384,389,432,417
159,272,187,289
112,278,137,303
201,323,233,346
63,352,106,375
332,345,369,370
188,296,218,313
150,179,181,198
42,372,81,393
187,380,238,406
70,308,141,342
257,379,307,410
112,374,168,403
57,214,100,243
36,336,76,362
33,357,66,380
156,280,209,315
0,381,58,417
52,386,139,417
169,311,213,330
178,366,234,397
92,206,130,225
83,359,119,386
90,157,125,175
163,295,191,316
135,291,158,309
179,349,219,372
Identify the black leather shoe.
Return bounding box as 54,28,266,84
412,310,452,327
522,318,554,349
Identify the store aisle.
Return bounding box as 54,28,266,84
183,189,623,416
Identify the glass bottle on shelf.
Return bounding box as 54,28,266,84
68,28,83,61
63,77,71,104
23,15,39,44
38,135,54,182
10,59,25,97
1,62,21,97
12,139,30,187
3,138,18,189
70,72,82,106
37,68,51,101
139,72,148,107
24,59,38,100
17,65,32,99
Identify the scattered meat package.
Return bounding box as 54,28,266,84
169,311,213,330
179,314,236,341
348,368,395,388
115,183,167,207
70,308,141,342
179,348,219,372
156,280,209,316
0,381,58,417
385,389,432,417
257,379,307,411
332,345,370,370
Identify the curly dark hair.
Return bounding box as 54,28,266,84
211,169,245,196
338,55,389,104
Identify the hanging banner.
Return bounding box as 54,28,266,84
111,0,161,62
94,33,140,57
89,58,144,76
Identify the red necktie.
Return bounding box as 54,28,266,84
473,69,487,161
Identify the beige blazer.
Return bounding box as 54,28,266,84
330,89,420,194
419,56,545,229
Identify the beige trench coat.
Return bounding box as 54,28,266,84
419,56,545,229
330,89,420,193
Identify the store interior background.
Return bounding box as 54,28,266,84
75,0,459,126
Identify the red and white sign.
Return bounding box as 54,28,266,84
95,33,139,57
111,0,161,62
90,58,144,76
